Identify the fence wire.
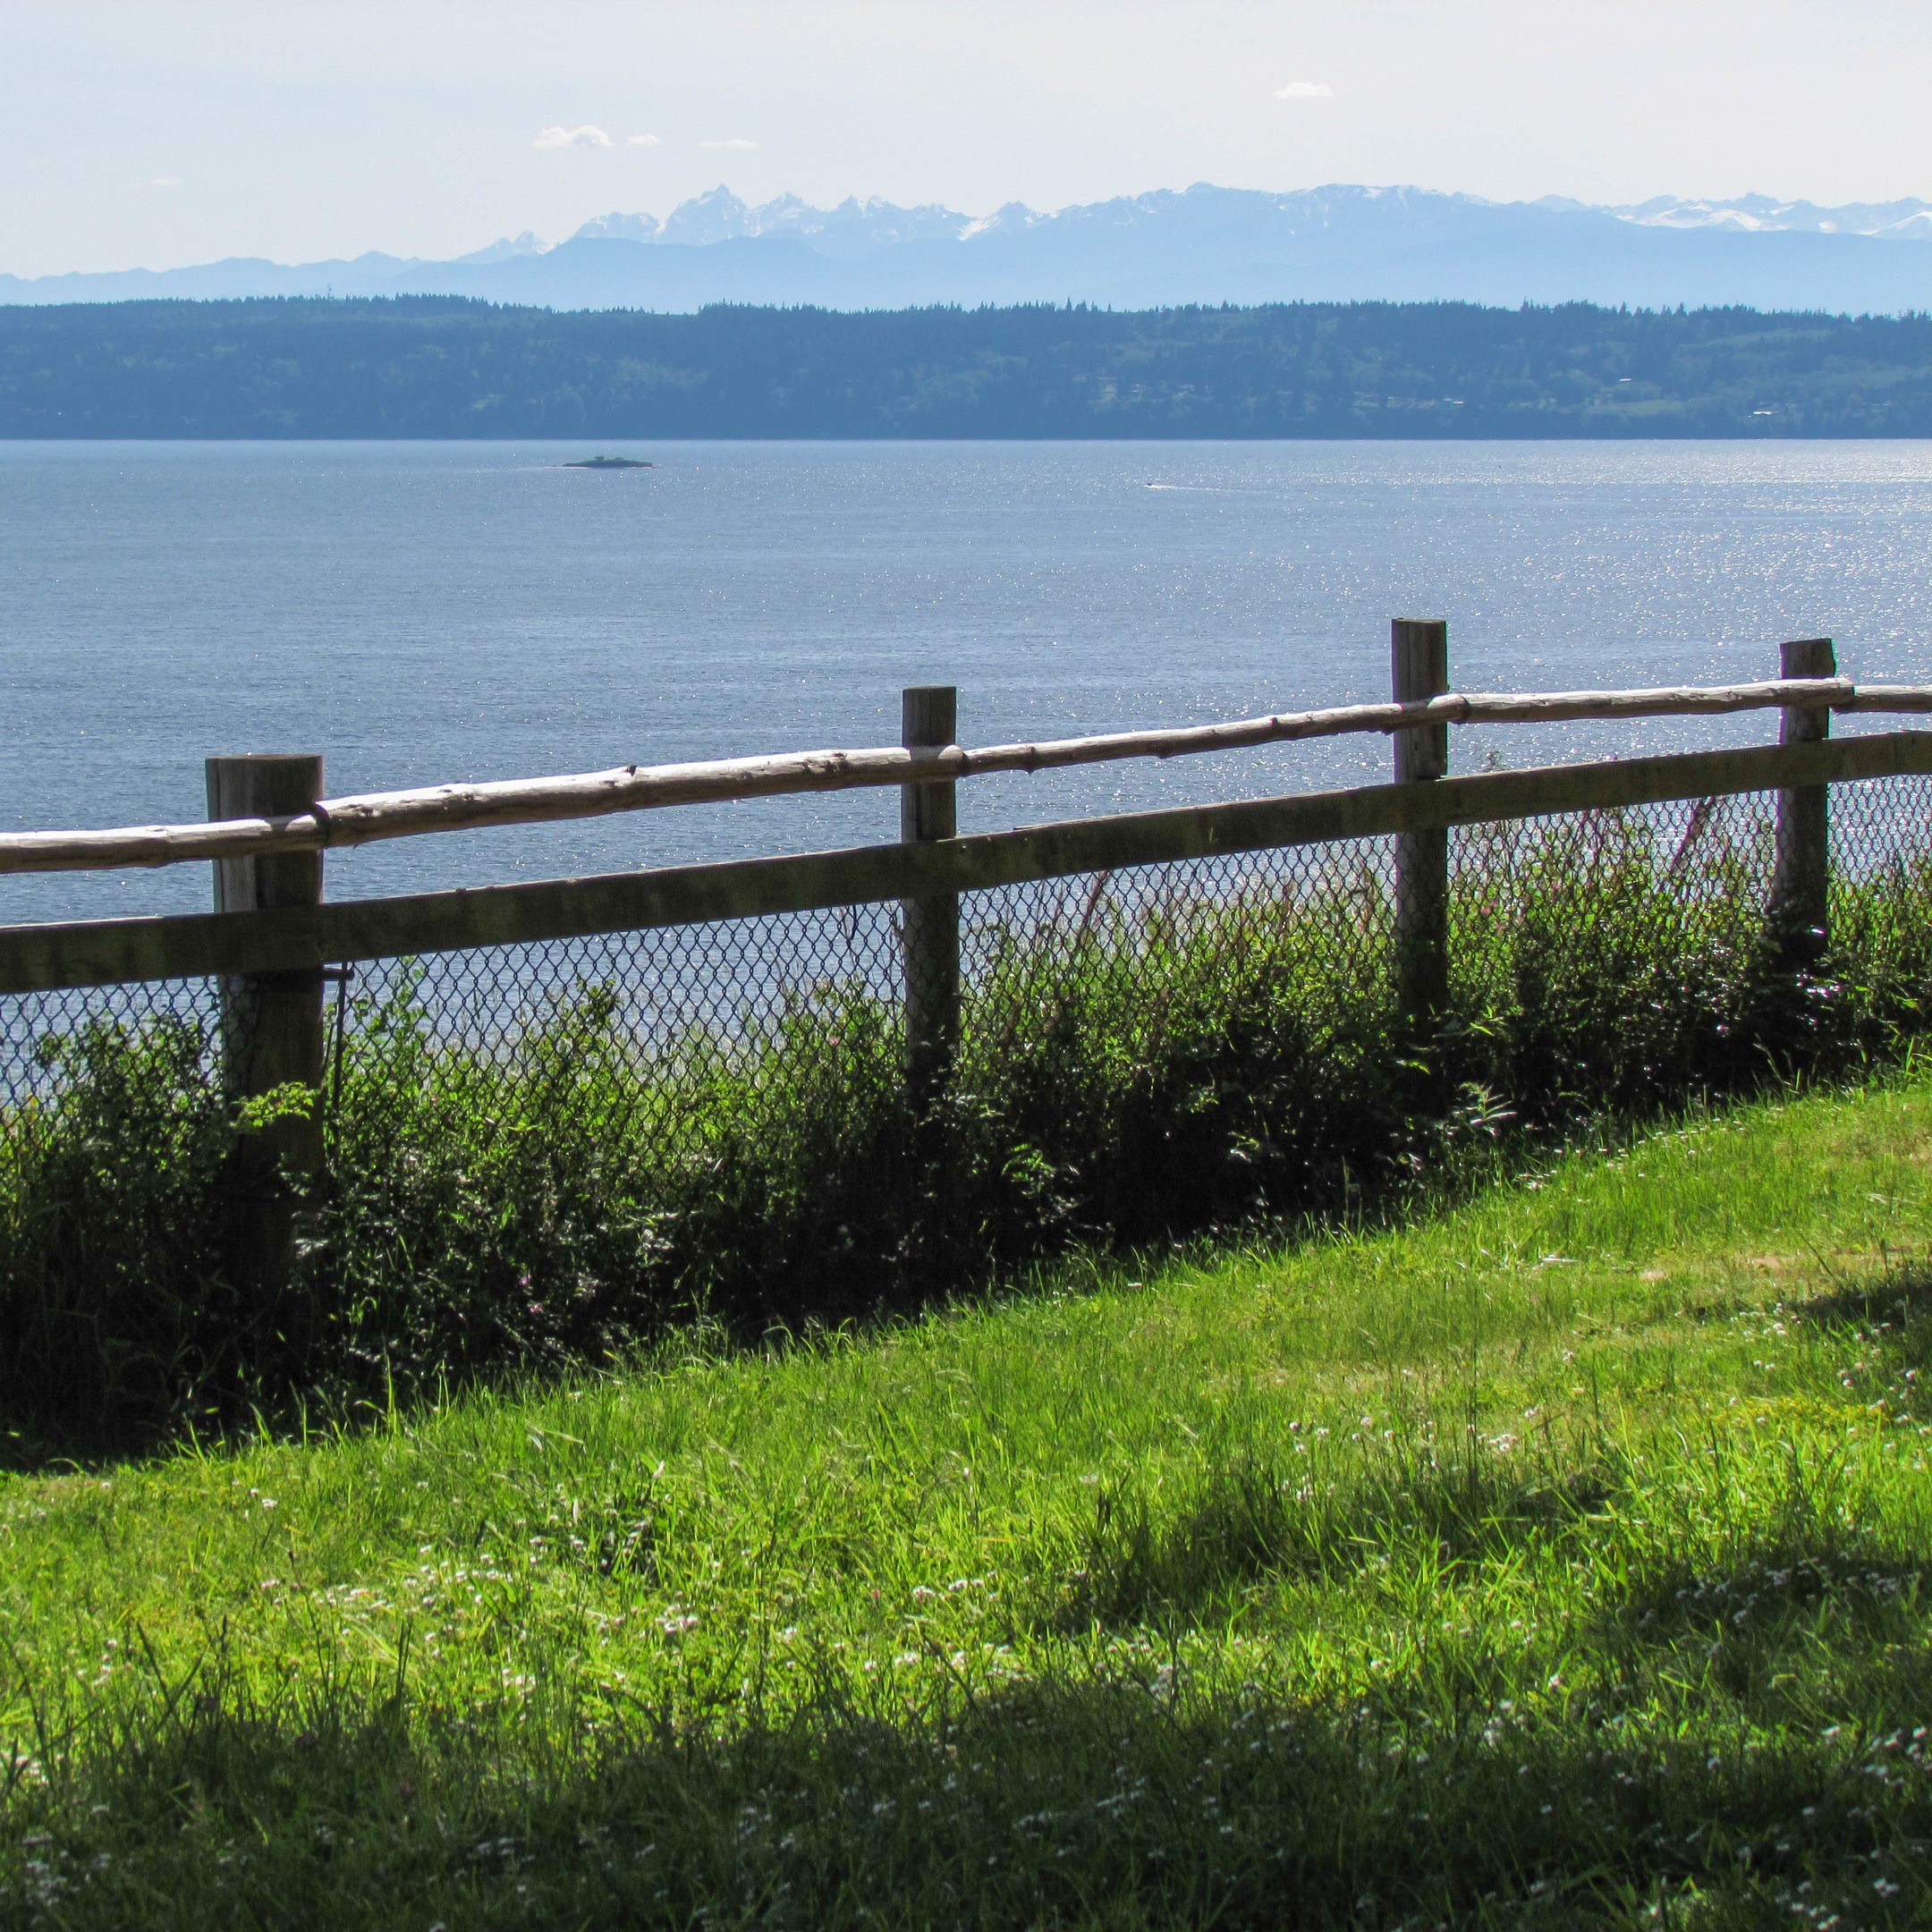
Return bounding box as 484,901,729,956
4,775,1932,1355
2,779,1930,1152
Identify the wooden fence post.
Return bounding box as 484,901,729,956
1391,618,1450,1030
1770,637,1835,964
207,754,326,1304
901,687,961,1112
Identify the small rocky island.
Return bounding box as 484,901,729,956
564,454,653,470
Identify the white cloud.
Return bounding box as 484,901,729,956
533,124,614,150
145,176,181,187
699,138,758,150
1274,81,1335,99
625,133,662,148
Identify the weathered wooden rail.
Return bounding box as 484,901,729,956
3,671,1929,877
1,621,1922,1288
4,724,1922,996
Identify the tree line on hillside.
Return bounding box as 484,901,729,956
3,295,1931,437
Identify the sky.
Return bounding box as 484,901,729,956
4,0,1931,277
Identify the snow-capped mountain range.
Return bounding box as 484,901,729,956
1592,192,1932,239
9,183,1932,313
578,186,1932,251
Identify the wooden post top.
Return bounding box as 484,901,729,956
1779,640,1835,748
206,754,326,818
1390,619,1449,702
902,688,958,842
1391,618,1449,783
206,754,325,917
902,687,958,746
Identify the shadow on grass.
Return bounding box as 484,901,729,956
10,1623,1932,1931
1794,1257,1932,1376
1043,1451,1614,1633
12,1432,1932,1928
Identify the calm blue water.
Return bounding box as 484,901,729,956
3,438,1931,926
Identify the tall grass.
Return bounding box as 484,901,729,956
4,807,1931,1456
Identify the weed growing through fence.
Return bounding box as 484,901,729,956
3,804,1931,1453
5,1076,1932,1925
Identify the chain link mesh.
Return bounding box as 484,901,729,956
3,777,1930,1178
1450,792,1781,1016
954,837,1396,1091
332,907,906,1158
4,771,1932,1445
0,975,225,1162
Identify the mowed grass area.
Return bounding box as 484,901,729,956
7,1080,1932,1928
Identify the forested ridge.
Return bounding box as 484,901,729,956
4,294,1932,436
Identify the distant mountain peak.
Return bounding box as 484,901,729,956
572,212,660,243
660,186,758,247
572,189,977,257
453,230,549,264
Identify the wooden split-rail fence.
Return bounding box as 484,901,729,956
4,621,1932,1288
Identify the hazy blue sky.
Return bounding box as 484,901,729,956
5,1,1929,275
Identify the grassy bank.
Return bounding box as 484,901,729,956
4,1072,1932,1926
8,801,1932,1455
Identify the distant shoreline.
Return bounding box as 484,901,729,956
6,296,1932,440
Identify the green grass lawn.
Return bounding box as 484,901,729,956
7,1076,1932,1928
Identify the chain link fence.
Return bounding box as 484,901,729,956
3,777,1929,1189
4,773,1932,1448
